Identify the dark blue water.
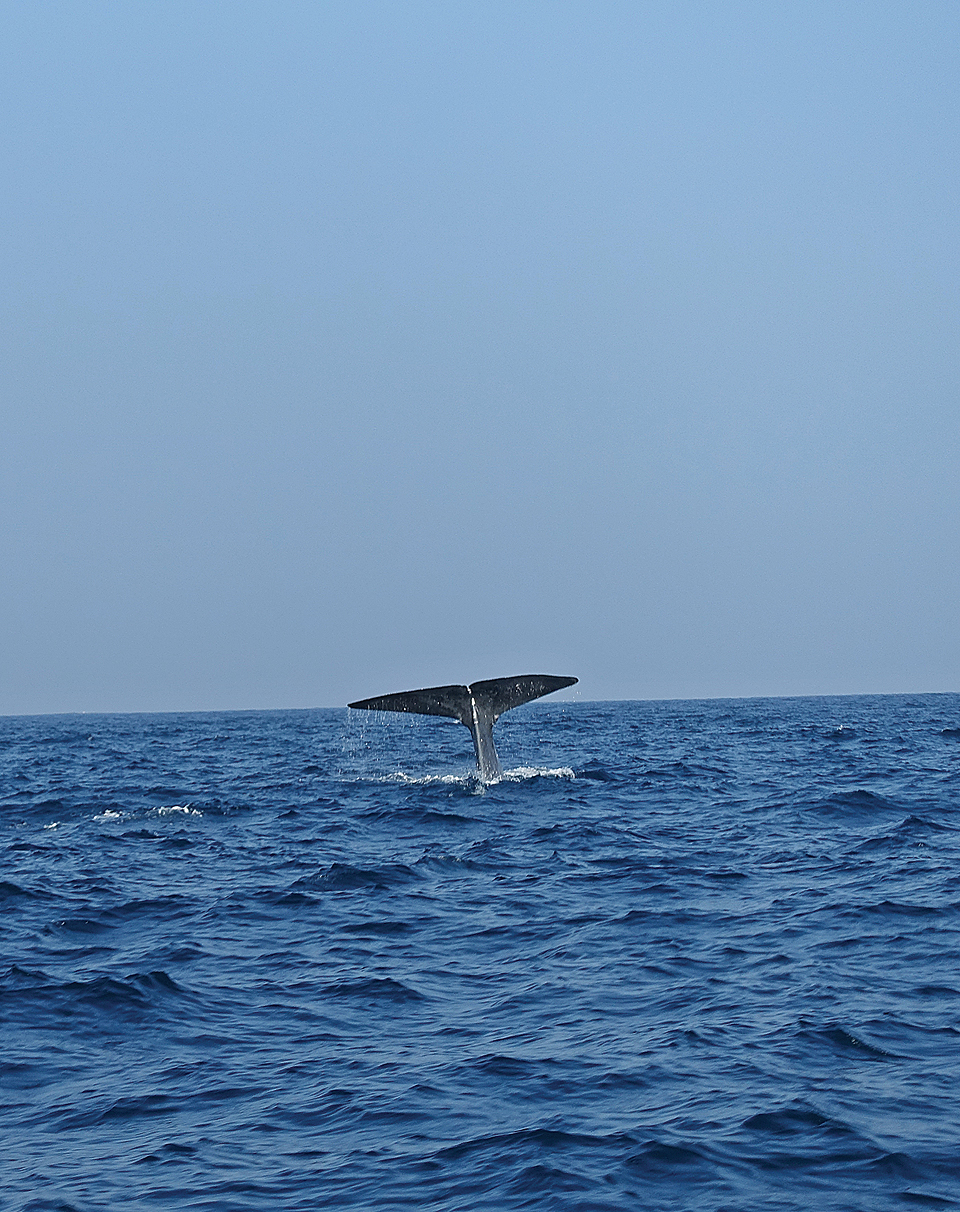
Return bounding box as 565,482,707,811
3,694,960,1211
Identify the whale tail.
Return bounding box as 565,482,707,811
348,674,577,783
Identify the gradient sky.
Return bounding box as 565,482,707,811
3,2,958,714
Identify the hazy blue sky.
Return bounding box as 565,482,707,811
3,2,958,714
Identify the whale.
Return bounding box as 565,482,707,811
348,674,578,783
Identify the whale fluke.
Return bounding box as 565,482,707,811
348,674,577,783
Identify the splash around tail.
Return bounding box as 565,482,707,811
348,674,578,784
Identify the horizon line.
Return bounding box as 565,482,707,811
2,687,958,721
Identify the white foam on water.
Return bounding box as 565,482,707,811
502,766,576,781
374,766,576,786
387,771,476,787
92,804,202,822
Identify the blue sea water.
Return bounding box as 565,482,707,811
3,693,960,1211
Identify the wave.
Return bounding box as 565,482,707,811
292,862,419,891
320,977,424,1001
0,969,195,1026
0,880,42,901
436,1126,639,1161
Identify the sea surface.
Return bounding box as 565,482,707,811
3,694,960,1211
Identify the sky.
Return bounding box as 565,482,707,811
2,1,958,715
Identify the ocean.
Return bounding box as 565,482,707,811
3,693,960,1211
